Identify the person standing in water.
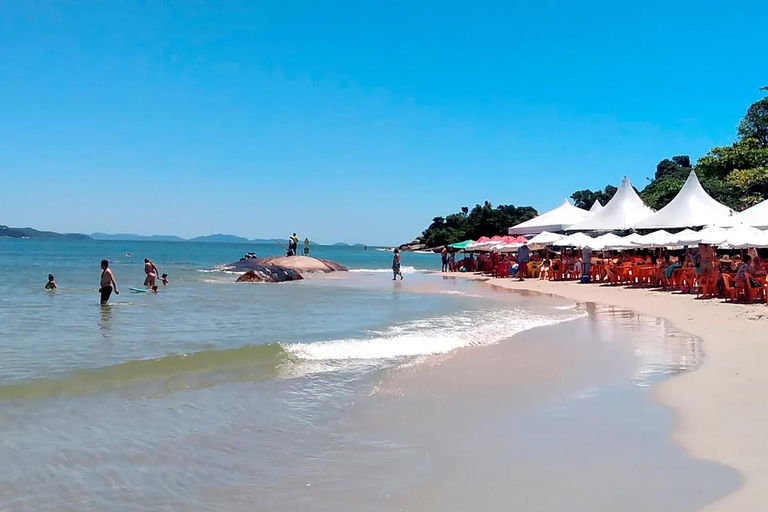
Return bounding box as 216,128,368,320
99,259,119,304
45,274,57,290
392,249,404,280
144,258,160,288
304,237,310,256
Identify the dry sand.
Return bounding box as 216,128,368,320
446,274,768,511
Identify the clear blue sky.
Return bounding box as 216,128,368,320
1,1,765,245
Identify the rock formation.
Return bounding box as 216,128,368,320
224,255,347,283
235,266,304,283
224,255,347,274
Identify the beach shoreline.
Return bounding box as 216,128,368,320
437,272,767,511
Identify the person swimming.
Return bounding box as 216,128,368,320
160,273,168,286
45,274,57,290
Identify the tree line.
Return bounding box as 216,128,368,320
420,87,768,247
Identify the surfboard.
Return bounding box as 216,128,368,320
129,287,149,293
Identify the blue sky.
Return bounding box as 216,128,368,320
1,1,766,245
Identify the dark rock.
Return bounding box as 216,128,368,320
236,266,304,283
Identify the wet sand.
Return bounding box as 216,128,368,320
445,274,767,511
275,301,739,512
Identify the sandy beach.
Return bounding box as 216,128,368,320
442,273,767,511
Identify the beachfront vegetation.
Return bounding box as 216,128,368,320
571,185,618,210
420,202,537,248
419,87,768,247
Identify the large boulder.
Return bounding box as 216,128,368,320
225,255,347,274
236,266,304,283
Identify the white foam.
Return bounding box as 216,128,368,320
348,266,421,274
282,307,584,362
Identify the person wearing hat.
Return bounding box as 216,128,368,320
718,255,733,274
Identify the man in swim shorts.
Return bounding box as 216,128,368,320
99,259,119,304
144,258,160,288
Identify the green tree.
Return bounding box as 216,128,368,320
738,86,768,147
419,202,537,247
570,185,618,209
640,156,692,210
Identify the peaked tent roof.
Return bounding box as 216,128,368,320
508,199,591,236
589,200,603,213
727,198,768,228
568,177,653,232
633,171,734,230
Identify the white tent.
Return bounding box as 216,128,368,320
626,230,678,248
556,232,598,249
671,229,702,245
610,232,647,250
526,231,565,245
589,200,604,213
594,233,625,249
718,226,768,249
508,199,591,236
567,177,653,232
723,198,768,229
633,171,734,230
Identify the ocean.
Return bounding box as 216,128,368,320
0,239,739,511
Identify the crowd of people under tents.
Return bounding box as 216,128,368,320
441,240,768,302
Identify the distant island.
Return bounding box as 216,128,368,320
2,226,364,246
1,225,91,240
91,233,291,244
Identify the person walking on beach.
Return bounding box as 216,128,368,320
517,244,530,279
144,258,160,288
441,247,448,272
99,259,119,305
304,237,310,256
392,249,404,280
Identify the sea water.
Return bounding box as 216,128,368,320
0,239,738,511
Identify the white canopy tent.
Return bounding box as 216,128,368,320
671,229,702,245
594,233,625,249
508,199,591,236
567,177,653,232
526,231,565,245
556,232,600,249
589,200,604,213
721,198,768,229
633,171,734,230
609,232,647,250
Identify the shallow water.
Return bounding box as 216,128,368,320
0,240,739,511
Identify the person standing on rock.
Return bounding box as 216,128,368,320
290,233,299,256
304,238,310,256
392,249,404,281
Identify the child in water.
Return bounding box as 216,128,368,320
45,274,57,290
161,273,169,286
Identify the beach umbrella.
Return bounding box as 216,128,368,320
448,240,474,249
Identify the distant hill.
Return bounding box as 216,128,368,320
91,233,186,242
188,234,251,243
1,225,91,240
